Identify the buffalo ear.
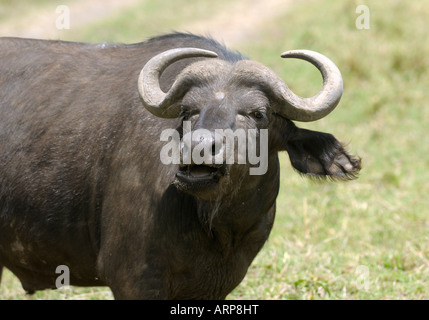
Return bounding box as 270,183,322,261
285,127,361,180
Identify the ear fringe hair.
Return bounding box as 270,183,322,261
297,152,362,182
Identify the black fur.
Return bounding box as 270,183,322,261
0,33,360,299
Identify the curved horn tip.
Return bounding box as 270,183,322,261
280,49,325,59
174,48,219,59
280,50,342,75
199,50,218,58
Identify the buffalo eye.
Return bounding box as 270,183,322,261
252,110,265,120
179,107,191,120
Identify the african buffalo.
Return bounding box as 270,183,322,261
0,33,360,299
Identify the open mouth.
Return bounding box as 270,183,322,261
176,164,227,184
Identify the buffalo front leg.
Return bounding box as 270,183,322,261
109,271,169,300
97,248,170,299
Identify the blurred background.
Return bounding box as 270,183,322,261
0,0,428,299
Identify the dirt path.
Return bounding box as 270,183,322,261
184,0,296,45
0,0,297,45
0,0,140,39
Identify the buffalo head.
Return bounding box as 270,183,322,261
138,48,360,200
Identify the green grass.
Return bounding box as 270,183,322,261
0,0,52,19
0,0,53,31
1,0,428,299
233,0,429,299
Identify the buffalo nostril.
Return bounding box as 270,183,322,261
211,143,217,156
212,135,225,156
212,137,225,165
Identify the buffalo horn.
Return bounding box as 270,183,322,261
138,48,218,118
277,50,343,122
